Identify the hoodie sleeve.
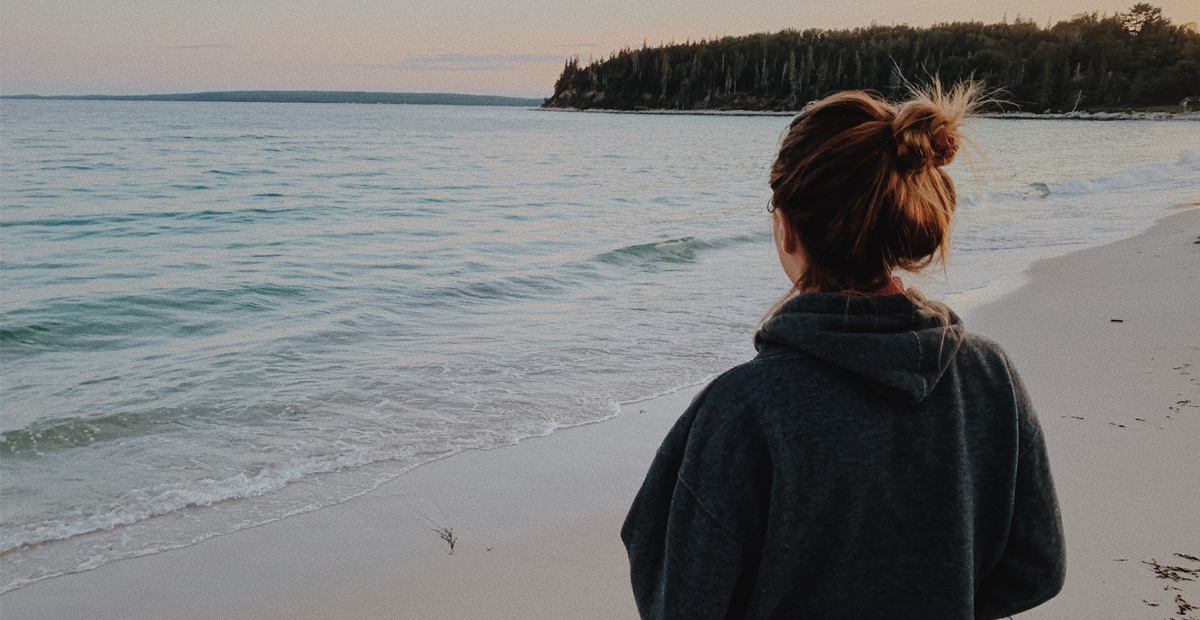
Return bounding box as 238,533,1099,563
621,387,755,620
976,362,1066,620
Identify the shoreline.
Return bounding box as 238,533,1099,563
536,107,1200,121
978,110,1200,121
3,208,1197,619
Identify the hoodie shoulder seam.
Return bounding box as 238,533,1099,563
676,475,749,545
911,330,928,395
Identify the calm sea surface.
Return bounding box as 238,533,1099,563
1,101,1197,591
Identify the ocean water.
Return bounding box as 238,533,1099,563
1,100,1197,592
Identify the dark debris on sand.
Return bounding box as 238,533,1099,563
1142,556,1200,620
1143,559,1200,581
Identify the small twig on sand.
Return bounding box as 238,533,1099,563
434,527,456,555
1176,593,1198,618
1176,553,1200,564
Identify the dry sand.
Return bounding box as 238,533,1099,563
2,208,1197,619
963,207,1200,620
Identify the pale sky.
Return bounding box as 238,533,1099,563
2,0,1196,98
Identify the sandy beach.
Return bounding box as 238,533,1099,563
3,207,1197,619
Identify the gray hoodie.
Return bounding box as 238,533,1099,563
622,292,1065,620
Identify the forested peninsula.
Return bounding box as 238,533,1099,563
544,4,1200,113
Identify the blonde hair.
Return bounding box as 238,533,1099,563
769,80,978,296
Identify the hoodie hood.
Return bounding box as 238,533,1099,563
754,291,964,403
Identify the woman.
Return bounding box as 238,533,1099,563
621,85,1066,619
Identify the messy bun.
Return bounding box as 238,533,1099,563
893,88,971,169
769,80,977,295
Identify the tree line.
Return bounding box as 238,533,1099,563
544,4,1200,112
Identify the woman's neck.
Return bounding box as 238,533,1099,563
872,276,906,296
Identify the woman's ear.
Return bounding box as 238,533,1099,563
773,209,809,288
773,210,798,254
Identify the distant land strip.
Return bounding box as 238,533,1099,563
544,4,1200,113
1,91,545,107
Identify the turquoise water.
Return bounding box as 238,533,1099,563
1,100,1197,591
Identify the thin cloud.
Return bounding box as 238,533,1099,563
370,54,567,72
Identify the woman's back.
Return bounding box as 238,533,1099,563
622,292,1064,618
